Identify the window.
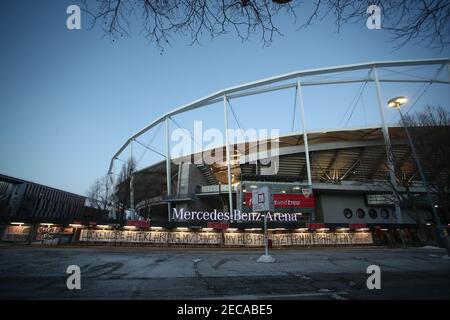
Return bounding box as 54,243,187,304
356,208,365,219
343,208,353,219
369,208,378,219
381,208,390,219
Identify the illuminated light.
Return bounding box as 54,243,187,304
426,223,432,226
293,186,300,190
124,226,136,230
356,228,370,231
317,228,330,232
245,228,262,231
250,185,258,189
381,228,388,231
387,96,408,108
226,228,238,232
202,228,213,232
243,189,247,193
281,190,286,193
176,227,189,231
11,222,24,226
295,228,309,232
69,224,82,228
337,227,350,232
97,225,111,229
269,228,286,231
40,223,53,226
434,205,438,208
150,227,163,230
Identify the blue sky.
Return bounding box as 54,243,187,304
0,0,449,195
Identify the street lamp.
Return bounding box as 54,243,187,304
388,96,450,255
387,96,408,108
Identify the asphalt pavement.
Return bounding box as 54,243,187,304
0,244,449,299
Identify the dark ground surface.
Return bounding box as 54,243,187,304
0,244,449,300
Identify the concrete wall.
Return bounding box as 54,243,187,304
177,163,208,195
176,163,214,212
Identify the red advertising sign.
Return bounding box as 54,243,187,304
306,223,326,230
244,193,315,209
349,223,368,229
207,222,229,230
126,220,151,228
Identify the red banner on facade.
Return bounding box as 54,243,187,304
244,193,315,209
306,223,326,230
349,223,368,229
126,220,151,228
207,222,229,230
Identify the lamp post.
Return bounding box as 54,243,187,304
388,96,450,255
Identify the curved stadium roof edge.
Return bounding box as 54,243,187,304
132,125,413,175
108,57,450,174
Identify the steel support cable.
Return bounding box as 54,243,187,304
305,70,361,81
387,64,444,123
136,121,164,166
385,66,426,74
227,98,244,131
381,67,430,80
387,82,432,123
344,81,367,127
338,69,372,127
402,82,433,116
338,81,366,127
170,117,204,150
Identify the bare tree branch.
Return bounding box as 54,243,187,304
80,1,450,51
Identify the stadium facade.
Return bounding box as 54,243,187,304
102,126,440,246
97,58,450,247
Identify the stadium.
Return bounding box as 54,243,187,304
86,58,450,247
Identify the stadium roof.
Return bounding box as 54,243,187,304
128,126,435,192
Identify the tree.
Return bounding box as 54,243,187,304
113,157,137,214
87,156,136,221
376,106,450,227
81,0,450,50
401,105,450,224
86,175,113,211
